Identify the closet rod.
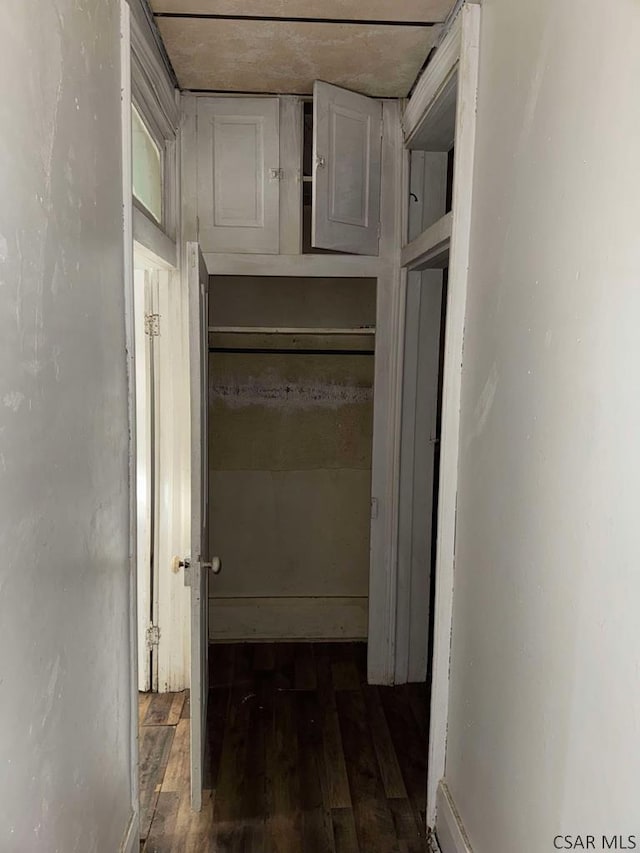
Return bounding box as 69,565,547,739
208,325,375,336
209,347,374,356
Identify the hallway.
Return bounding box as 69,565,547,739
139,642,428,852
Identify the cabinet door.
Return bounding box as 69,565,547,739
197,98,280,254
312,81,382,255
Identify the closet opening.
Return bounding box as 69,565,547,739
207,275,376,644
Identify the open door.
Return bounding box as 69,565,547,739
187,242,210,812
312,80,382,255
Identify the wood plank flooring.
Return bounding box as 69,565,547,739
139,642,428,852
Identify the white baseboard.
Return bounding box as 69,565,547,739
119,810,139,853
209,596,368,641
435,781,473,853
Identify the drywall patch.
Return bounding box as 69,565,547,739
211,378,373,410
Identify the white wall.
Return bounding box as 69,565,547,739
444,1,640,850
0,2,133,850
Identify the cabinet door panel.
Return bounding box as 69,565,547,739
197,98,279,254
312,81,382,255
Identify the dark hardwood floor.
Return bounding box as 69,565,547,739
140,642,429,852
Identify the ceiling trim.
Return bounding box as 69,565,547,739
184,90,405,99
153,12,439,27
187,89,310,96
130,0,179,87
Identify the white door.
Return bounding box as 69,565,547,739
312,81,382,255
197,97,280,254
187,242,210,812
398,271,444,682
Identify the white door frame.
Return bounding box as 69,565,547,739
119,3,184,847
128,0,191,696
185,95,405,685
120,3,140,850
133,265,154,693
400,4,481,827
186,242,211,812
133,263,187,694
132,253,192,697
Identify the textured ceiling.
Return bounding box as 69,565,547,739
150,1,456,96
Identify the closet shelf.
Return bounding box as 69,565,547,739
401,211,452,271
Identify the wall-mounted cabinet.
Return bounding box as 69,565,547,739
312,81,382,255
197,98,281,254
401,12,464,271
196,83,383,257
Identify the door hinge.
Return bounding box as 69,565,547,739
380,117,384,139
377,221,382,240
196,215,200,239
146,624,160,648
144,313,160,336
371,496,379,520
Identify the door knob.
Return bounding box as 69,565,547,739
203,556,222,575
171,555,191,574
